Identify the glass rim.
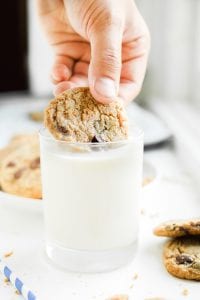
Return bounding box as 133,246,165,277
39,126,143,146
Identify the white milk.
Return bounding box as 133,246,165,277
40,129,143,271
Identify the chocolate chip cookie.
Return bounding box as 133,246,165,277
9,133,38,145
44,87,128,143
0,134,32,168
0,134,38,172
154,219,200,238
0,138,42,199
164,237,200,280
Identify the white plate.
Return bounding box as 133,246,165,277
127,103,172,146
0,190,42,213
0,160,157,213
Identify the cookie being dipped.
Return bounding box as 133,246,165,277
44,87,128,143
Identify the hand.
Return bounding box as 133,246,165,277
37,0,150,104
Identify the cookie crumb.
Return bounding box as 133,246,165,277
4,251,13,258
142,177,154,187
15,290,20,295
106,295,128,300
4,278,9,283
182,288,189,296
133,273,138,280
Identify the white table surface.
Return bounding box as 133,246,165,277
0,96,200,300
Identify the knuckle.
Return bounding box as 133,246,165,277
99,49,121,72
103,11,123,29
91,11,123,33
103,48,120,64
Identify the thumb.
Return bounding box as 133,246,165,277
88,20,123,104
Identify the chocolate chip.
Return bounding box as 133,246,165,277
6,161,16,167
57,125,69,135
179,226,190,235
176,254,193,265
53,111,57,122
30,157,40,169
14,168,26,179
91,135,104,143
191,221,200,228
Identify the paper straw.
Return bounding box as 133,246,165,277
0,260,38,300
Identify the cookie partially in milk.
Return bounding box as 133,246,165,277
44,87,128,142
164,236,200,280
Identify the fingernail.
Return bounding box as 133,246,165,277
94,77,116,99
52,65,69,81
53,74,62,82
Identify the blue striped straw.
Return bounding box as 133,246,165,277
0,260,38,300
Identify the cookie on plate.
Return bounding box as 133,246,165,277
154,219,200,238
164,236,200,280
0,134,38,170
44,87,128,143
9,133,38,145
0,138,42,199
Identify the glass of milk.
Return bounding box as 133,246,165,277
39,127,143,272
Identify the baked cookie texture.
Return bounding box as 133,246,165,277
44,87,128,143
0,134,36,170
0,134,42,199
154,219,200,238
164,237,200,280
